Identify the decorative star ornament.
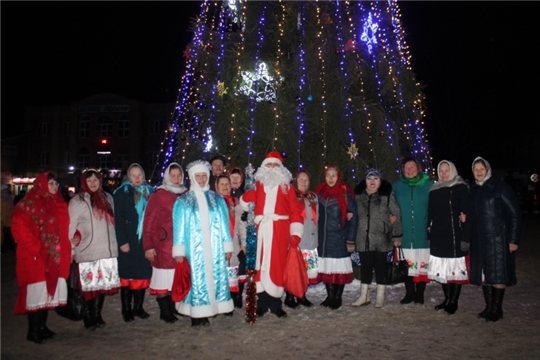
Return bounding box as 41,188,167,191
217,81,228,96
183,46,191,60
360,13,378,54
347,143,359,159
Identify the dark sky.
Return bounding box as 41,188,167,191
2,1,538,176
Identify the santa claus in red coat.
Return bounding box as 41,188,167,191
240,151,304,318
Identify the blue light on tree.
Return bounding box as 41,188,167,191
360,12,378,54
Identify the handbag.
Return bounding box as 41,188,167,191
385,246,409,285
55,262,84,321
227,265,240,292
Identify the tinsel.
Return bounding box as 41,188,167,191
243,164,258,324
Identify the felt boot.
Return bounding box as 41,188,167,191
352,284,371,307
375,285,386,308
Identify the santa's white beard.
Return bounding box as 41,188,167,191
254,165,293,188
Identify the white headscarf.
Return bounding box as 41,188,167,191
158,162,186,194
430,160,467,191
472,156,492,186
186,160,211,192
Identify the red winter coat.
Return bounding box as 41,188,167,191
142,188,181,269
11,172,71,314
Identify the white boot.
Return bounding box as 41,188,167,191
375,284,386,308
352,284,371,307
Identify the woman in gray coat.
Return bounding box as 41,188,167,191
352,169,402,308
69,169,120,330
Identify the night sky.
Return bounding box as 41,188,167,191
2,1,538,177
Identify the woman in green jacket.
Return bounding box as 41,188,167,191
392,157,433,305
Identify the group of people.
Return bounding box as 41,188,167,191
10,152,521,344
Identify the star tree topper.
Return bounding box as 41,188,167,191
360,13,378,54
347,143,359,159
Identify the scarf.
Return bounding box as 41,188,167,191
430,160,468,192
296,189,317,225
157,162,187,194
400,171,430,187
114,164,153,241
78,169,114,224
315,166,350,227
472,156,492,186
222,194,236,238
15,172,66,296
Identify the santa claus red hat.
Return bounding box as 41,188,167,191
261,151,283,167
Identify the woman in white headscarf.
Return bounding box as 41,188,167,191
469,157,521,322
172,160,234,326
143,163,187,323
427,160,471,315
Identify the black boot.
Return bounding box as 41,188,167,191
478,285,493,319
133,289,150,319
321,283,335,307
231,291,243,309
284,292,299,309
157,295,178,323
40,310,56,339
414,282,426,304
329,284,345,310
27,312,46,344
191,317,210,326
83,298,97,331
486,287,505,322
120,287,134,323
434,284,449,311
400,277,415,304
297,293,313,307
93,294,106,328
445,284,461,315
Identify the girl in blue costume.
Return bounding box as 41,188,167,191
114,163,153,322
172,160,234,326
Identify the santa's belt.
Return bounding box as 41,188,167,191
254,214,289,271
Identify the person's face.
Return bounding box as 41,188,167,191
211,160,224,176
217,178,231,196
129,167,144,187
229,173,242,189
195,172,208,188
296,173,310,193
473,162,487,182
439,163,451,182
403,161,419,179
366,176,381,194
169,168,182,185
265,162,280,169
325,169,338,187
48,179,59,195
86,174,101,192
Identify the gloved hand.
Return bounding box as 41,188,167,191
241,211,248,222
346,241,356,253
290,235,301,248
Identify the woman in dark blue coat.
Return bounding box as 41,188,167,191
470,157,521,322
315,165,358,310
114,163,153,322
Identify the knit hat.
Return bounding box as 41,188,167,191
365,168,383,179
261,151,283,167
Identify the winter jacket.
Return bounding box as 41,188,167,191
393,177,433,250
69,192,118,263
354,180,402,253
428,183,471,258
470,174,521,285
317,188,359,259
142,188,181,270
114,186,152,280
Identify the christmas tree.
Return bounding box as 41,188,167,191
153,0,431,184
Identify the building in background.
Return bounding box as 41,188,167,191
2,93,173,192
